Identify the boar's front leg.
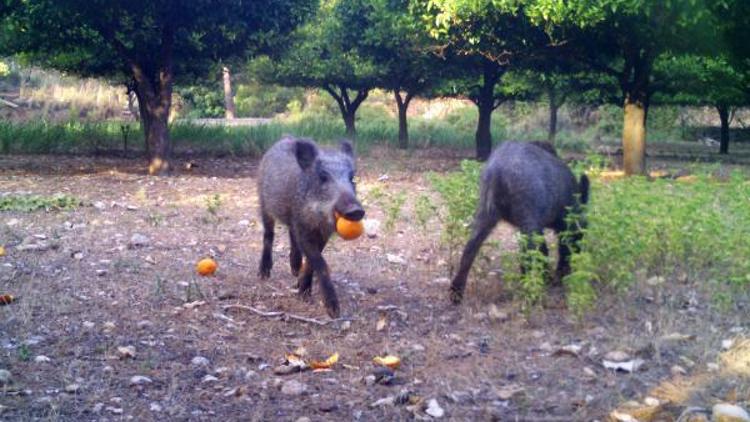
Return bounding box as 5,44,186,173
294,229,338,318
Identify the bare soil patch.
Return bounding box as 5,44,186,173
1,151,747,421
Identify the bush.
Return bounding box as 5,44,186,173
428,159,750,315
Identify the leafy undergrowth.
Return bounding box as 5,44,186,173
569,171,750,309
0,194,80,212
430,158,750,315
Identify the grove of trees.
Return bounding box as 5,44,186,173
2,0,748,173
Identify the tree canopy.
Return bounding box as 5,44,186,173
2,0,316,173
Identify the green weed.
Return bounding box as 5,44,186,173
0,194,80,212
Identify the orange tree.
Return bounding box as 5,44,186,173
1,0,315,174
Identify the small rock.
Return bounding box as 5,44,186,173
412,344,426,352
93,403,104,413
103,365,114,373
96,269,108,276
425,398,445,418
495,384,525,400
149,402,163,412
583,367,597,378
363,375,377,386
370,396,396,408
129,233,150,248
117,345,136,359
431,277,450,286
707,362,720,372
386,253,407,265
191,356,210,367
6,218,20,226
722,339,735,350
364,219,380,238
671,365,687,376
603,359,645,373
319,400,338,412
129,375,153,386
106,407,124,415
83,321,96,329
273,364,303,375
340,320,351,331
488,304,509,322
611,410,638,422
646,276,665,286
644,397,660,407
295,418,312,422
93,201,106,210
280,380,307,396
713,403,750,422
72,251,84,260
137,320,152,330
0,369,11,384
34,355,51,363
102,321,116,331
238,219,250,227
604,350,630,362
201,375,219,383
65,383,81,393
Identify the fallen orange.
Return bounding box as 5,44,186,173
373,355,401,370
310,352,339,370
196,258,217,276
0,294,15,305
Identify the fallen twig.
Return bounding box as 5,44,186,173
222,304,353,326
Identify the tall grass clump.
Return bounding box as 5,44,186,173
567,170,750,311
428,157,750,315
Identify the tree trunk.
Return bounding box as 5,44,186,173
133,87,151,157
223,66,236,120
474,60,503,161
343,111,356,138
622,98,647,176
394,90,413,149
548,101,559,143
475,100,493,161
322,85,369,141
547,87,560,143
717,104,730,155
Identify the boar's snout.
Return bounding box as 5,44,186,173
335,195,365,221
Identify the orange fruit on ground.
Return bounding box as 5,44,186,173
196,258,217,276
373,355,401,369
335,213,364,240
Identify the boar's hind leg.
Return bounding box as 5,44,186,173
450,209,500,304
258,212,275,279
289,231,303,277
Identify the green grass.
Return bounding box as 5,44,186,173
429,159,750,314
0,104,506,156
0,194,80,212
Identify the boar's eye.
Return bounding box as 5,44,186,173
318,170,330,183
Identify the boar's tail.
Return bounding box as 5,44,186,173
579,174,590,205
480,173,497,217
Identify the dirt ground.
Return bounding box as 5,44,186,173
1,148,748,421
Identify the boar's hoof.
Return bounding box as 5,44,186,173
297,287,313,301
449,288,464,305
325,301,340,319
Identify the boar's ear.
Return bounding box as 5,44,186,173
339,140,354,157
294,139,318,170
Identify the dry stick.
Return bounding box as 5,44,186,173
222,304,354,326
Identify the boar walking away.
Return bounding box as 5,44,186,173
257,136,365,318
450,141,590,304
